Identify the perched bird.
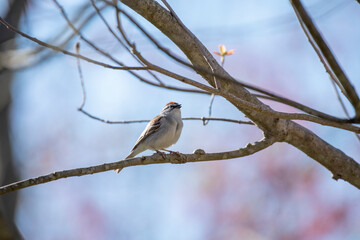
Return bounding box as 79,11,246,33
115,102,183,173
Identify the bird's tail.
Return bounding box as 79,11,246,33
125,151,137,160
114,151,137,174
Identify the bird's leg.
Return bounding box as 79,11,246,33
162,149,181,157
155,150,166,159
162,149,185,164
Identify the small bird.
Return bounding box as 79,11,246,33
116,102,183,173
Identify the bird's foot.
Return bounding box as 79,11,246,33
163,149,186,164
155,150,166,159
162,149,181,156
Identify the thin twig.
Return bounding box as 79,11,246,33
0,137,275,195
329,78,350,118
90,0,164,85
79,108,254,125
290,0,360,117
329,79,360,142
115,6,220,86
0,16,210,96
203,94,215,125
291,0,360,143
72,46,252,126
290,1,345,96
0,16,147,70
115,6,132,47
55,0,212,96
75,42,86,110
53,0,127,67
27,2,100,57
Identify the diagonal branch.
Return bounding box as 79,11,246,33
0,4,106,72
73,40,247,126
1,10,355,124
115,0,360,189
290,0,360,118
0,137,276,195
0,16,210,95
131,46,360,133
0,16,147,71
112,2,357,123
89,0,165,85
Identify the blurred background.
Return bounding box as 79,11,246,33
1,0,360,239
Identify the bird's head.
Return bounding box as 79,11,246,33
162,102,182,113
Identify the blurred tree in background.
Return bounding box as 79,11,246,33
0,1,26,239
0,0,360,239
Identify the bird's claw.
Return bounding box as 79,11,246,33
169,151,186,164
155,150,166,159
169,150,181,157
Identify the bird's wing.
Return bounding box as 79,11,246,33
131,115,162,151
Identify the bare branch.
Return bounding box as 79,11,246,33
0,4,105,72
53,0,129,68
328,76,360,142
0,15,208,97
132,46,360,133
23,2,209,97
79,108,254,125
50,0,357,134
115,0,360,189
290,0,360,117
1,0,359,190
184,117,254,125
75,42,86,110
73,51,252,126
112,2,357,123
3,4,353,125
89,0,165,85
291,1,347,101
0,137,276,195
0,17,147,71
159,0,220,122
71,41,251,127
203,94,215,125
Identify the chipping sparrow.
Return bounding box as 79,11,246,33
125,102,183,160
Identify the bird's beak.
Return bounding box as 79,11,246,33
178,104,182,108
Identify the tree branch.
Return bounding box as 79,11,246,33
131,46,360,133
119,0,360,189
73,41,244,126
112,1,358,124
2,9,355,124
0,15,211,96
79,108,254,125
0,17,147,71
290,0,360,118
1,0,359,190
0,137,276,195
